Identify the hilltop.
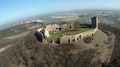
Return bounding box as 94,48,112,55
0,23,116,67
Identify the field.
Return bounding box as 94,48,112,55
98,18,120,29
49,28,93,38
70,17,91,23
43,12,92,24
117,18,120,21
43,17,64,22
43,11,119,25
98,19,117,24
84,11,101,14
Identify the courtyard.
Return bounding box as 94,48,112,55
49,28,93,38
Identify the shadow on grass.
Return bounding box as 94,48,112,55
81,24,92,28
69,30,77,31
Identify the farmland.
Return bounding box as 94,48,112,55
42,10,120,29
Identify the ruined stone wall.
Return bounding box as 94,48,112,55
60,28,98,43
45,24,60,31
45,24,73,31
37,25,98,44
37,28,98,43
37,28,44,42
46,38,60,43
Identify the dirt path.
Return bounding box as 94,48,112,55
0,44,14,53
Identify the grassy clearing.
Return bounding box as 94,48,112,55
49,30,63,38
5,31,30,40
49,28,93,38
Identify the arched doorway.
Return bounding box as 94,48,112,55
79,35,81,39
92,34,93,36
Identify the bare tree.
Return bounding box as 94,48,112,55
73,21,81,31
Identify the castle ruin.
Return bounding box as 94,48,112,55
37,16,98,43
91,16,98,28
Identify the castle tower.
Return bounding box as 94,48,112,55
91,16,98,28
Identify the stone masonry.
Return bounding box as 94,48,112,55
37,16,98,43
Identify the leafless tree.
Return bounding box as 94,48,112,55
73,21,81,31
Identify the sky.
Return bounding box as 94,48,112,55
0,0,120,26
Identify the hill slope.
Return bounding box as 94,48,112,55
0,29,115,67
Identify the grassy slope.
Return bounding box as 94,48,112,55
74,30,115,66
5,31,30,40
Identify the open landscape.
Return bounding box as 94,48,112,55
0,0,120,67
0,10,120,67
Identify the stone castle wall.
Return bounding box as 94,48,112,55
37,16,98,43
37,28,44,42
45,24,60,31
59,28,98,43
37,27,98,44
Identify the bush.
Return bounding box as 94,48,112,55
56,43,75,53
83,37,93,44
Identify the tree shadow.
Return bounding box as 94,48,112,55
35,32,42,42
81,24,92,28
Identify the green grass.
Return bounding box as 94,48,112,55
49,28,93,38
49,30,63,38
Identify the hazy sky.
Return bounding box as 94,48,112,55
0,0,120,26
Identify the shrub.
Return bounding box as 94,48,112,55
83,37,93,44
56,43,75,53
